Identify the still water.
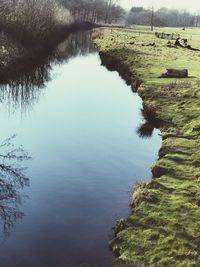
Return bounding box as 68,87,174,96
0,31,161,267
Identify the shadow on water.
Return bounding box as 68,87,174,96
98,52,162,139
0,30,96,112
99,51,142,92
0,135,30,241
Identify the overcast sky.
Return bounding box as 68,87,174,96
120,0,200,13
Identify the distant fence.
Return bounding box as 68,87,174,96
99,26,181,39
108,28,156,36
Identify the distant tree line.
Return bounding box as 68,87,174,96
60,0,126,24
0,0,126,45
127,7,199,27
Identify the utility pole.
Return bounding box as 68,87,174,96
151,5,154,31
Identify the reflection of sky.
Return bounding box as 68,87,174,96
0,53,161,267
121,0,200,12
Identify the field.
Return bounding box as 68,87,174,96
95,26,200,266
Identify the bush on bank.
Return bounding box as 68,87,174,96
0,0,73,45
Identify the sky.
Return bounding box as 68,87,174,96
120,0,200,13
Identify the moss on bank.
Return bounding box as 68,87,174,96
95,28,200,266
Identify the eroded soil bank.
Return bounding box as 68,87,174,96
95,28,200,266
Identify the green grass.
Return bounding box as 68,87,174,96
95,27,200,266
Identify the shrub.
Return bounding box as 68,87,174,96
0,0,73,44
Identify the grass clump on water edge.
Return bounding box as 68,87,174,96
95,27,200,266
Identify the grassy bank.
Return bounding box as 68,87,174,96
95,27,200,266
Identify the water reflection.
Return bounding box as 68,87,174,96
98,51,162,139
137,121,155,138
0,31,95,112
0,135,30,239
55,31,95,63
0,42,161,267
137,107,163,138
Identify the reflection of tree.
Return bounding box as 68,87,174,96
0,135,30,238
0,30,96,112
0,62,51,112
137,121,154,138
137,107,163,138
55,30,95,63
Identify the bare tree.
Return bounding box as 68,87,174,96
0,135,30,238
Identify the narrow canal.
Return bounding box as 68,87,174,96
0,31,161,267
